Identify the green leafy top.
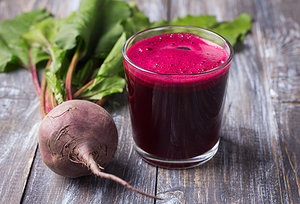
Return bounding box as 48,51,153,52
212,13,252,46
0,9,50,72
93,0,131,59
0,0,252,115
153,13,252,46
53,0,103,52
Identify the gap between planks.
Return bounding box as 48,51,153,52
20,145,39,203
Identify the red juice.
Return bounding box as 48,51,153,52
123,30,232,167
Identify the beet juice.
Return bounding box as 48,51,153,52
123,26,233,168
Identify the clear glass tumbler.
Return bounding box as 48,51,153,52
122,26,233,168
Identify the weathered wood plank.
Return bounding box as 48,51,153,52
0,69,40,204
168,0,241,21
129,0,169,22
0,0,79,19
156,0,300,203
252,0,300,202
273,102,300,203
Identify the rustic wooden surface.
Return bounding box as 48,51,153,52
0,0,299,203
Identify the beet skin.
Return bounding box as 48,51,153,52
38,100,159,199
38,100,118,178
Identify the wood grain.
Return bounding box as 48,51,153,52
130,0,169,22
255,0,300,203
0,69,40,204
0,0,299,203
0,0,80,19
156,0,300,203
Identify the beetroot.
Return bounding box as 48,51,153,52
38,100,158,199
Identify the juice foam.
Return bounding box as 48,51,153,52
127,33,229,75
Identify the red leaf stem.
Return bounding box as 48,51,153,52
66,45,81,101
28,48,41,97
73,78,95,98
40,76,47,118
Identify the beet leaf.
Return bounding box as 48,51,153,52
0,9,50,71
0,9,51,96
23,17,69,104
120,2,151,36
150,13,252,46
211,13,252,46
0,0,252,113
93,0,131,59
76,33,126,100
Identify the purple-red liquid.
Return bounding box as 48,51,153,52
124,33,230,162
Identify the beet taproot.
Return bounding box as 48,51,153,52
38,100,158,199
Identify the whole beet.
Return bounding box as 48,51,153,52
38,100,118,178
38,100,158,199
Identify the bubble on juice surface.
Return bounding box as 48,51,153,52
127,33,229,75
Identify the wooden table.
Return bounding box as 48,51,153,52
0,0,299,203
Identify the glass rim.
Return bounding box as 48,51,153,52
122,25,234,76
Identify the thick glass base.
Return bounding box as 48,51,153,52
135,139,219,169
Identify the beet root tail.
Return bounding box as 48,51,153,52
84,153,161,200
